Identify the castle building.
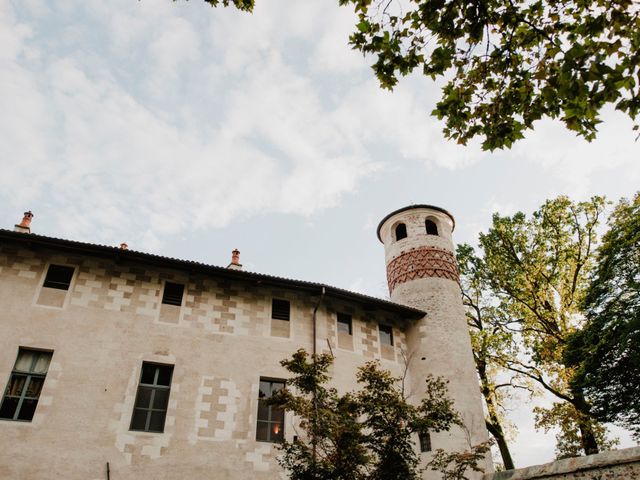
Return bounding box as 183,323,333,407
0,206,490,479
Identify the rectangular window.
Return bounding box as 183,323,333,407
379,324,394,346
419,431,432,452
0,348,52,422
271,299,290,321
42,264,74,290
130,362,173,433
257,378,285,442
162,282,184,306
337,313,352,335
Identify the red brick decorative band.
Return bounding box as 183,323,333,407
387,247,459,291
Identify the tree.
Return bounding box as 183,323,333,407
566,192,640,440
339,0,640,150
465,196,619,458
202,0,640,151
457,244,518,470
270,349,489,480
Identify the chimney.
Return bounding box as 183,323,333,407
14,211,34,234
227,249,242,270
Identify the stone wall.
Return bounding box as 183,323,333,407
487,446,640,480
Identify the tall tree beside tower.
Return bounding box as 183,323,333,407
459,196,620,459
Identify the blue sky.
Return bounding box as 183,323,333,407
1,0,638,467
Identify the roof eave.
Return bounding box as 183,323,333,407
0,229,425,319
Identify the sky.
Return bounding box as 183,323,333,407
1,0,639,468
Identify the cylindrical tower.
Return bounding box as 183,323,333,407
377,205,491,476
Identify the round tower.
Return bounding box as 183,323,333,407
377,205,491,475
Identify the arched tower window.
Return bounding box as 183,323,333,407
395,223,407,241
425,219,438,236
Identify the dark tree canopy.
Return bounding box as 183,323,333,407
340,0,640,150
270,349,489,480
203,0,640,151
566,192,640,439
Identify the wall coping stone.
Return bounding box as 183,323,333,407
485,446,640,480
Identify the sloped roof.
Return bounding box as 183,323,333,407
0,229,425,319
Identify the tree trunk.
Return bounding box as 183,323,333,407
485,418,515,470
477,359,515,470
571,388,599,455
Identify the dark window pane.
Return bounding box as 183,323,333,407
272,299,290,321
270,406,284,423
130,409,148,430
257,378,285,443
24,377,44,398
43,265,74,290
148,411,167,432
395,223,407,240
0,397,18,419
17,399,38,421
259,381,269,398
419,432,432,452
425,220,438,236
380,325,393,346
6,375,27,396
1,349,52,423
135,387,153,409
162,282,184,306
257,399,269,421
156,365,173,386
141,365,156,385
131,362,173,432
256,421,269,441
271,422,284,442
152,389,170,410
337,313,352,335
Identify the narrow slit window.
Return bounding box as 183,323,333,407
130,362,173,433
42,265,74,290
257,378,285,443
272,299,290,321
0,348,52,422
337,313,352,335
419,431,432,452
379,324,394,346
395,223,407,241
162,282,184,306
425,219,439,236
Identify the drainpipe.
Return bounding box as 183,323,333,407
311,287,326,470
312,287,326,357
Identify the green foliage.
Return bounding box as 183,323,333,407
464,196,620,457
271,349,487,480
428,441,493,480
566,192,640,439
534,402,618,459
271,350,369,480
338,0,640,150
194,0,639,149
457,244,517,469
202,0,254,12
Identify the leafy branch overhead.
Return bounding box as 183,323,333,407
203,0,640,150
339,0,640,150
